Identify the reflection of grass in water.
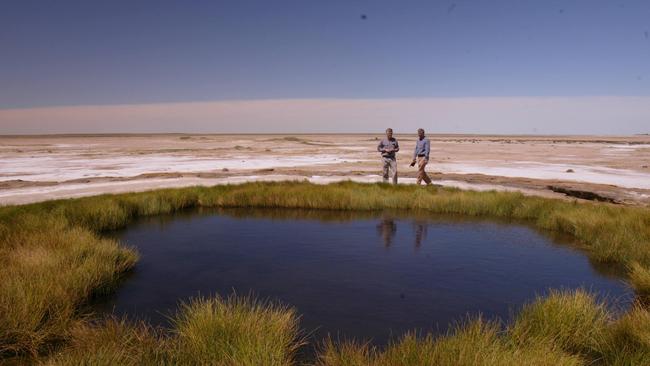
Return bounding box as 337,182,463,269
1,181,650,363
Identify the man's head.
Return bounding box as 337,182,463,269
417,128,425,139
385,128,393,139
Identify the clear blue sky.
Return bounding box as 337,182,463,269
2,0,649,109
1,1,650,135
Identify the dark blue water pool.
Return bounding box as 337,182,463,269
98,208,631,345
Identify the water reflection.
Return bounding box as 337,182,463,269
413,221,428,248
376,217,397,247
376,216,429,249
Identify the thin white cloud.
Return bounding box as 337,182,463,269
1,97,648,135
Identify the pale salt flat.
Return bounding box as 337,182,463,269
601,144,650,155
603,144,650,150
435,161,650,189
0,154,364,182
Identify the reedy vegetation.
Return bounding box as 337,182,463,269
0,181,648,364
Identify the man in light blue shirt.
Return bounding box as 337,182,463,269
409,128,432,185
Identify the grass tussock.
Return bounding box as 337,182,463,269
44,295,302,366
599,306,650,365
629,261,650,303
42,319,168,366
172,295,303,366
0,214,137,357
508,289,609,357
317,318,582,366
0,181,649,362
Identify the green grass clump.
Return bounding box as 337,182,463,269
630,262,650,302
317,318,581,366
0,213,137,357
43,295,302,366
172,295,303,366
43,319,168,366
508,289,609,357
599,306,650,365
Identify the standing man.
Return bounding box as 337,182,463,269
377,128,399,184
410,128,432,185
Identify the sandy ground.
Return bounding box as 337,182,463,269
1,134,649,206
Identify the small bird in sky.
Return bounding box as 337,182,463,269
360,14,367,20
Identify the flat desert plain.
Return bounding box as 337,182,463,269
1,134,649,205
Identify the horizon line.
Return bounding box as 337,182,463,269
1,132,648,138
3,95,650,111
2,96,649,135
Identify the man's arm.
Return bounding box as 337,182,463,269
424,139,430,160
377,140,385,153
394,140,399,152
410,141,417,166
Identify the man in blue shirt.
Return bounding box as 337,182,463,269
409,128,432,185
377,128,400,184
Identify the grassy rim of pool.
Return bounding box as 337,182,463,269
1,181,649,364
